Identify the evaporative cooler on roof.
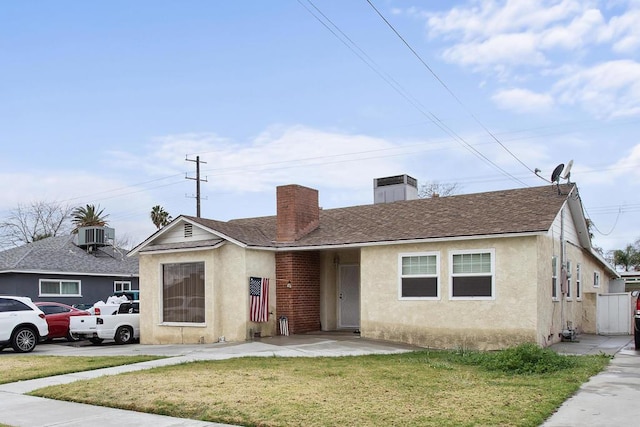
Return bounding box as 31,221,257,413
373,174,419,204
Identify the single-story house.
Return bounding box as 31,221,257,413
129,176,618,350
0,227,139,306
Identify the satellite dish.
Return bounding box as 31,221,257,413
562,159,573,180
551,163,564,183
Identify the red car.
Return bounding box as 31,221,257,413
35,302,90,342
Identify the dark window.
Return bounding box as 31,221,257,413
552,256,558,299
39,305,68,315
452,276,492,297
402,277,438,297
162,262,205,323
0,298,32,312
451,251,494,298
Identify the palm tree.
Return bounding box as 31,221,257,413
71,204,109,232
150,205,172,229
612,244,640,271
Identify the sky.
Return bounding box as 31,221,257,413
1,0,639,255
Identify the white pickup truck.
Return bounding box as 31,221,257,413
69,301,140,345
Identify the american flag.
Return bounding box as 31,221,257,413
249,276,269,322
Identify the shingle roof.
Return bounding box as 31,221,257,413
184,184,577,249
0,235,138,275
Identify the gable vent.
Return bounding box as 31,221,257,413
184,223,193,238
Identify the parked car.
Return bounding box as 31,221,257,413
70,300,140,345
35,302,90,342
0,296,49,353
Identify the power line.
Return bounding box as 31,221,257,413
364,0,537,176
300,0,529,187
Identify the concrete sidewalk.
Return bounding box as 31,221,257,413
0,334,636,426
543,335,640,427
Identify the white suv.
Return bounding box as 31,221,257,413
0,296,49,353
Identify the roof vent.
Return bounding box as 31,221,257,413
184,223,193,238
77,226,115,247
374,174,418,204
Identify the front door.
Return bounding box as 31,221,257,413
339,264,360,329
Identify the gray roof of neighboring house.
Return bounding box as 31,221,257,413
0,235,138,276
178,184,581,249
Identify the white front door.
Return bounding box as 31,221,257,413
339,265,360,328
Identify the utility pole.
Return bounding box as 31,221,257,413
186,155,208,218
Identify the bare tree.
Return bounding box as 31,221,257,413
0,201,74,248
114,232,137,251
418,181,460,198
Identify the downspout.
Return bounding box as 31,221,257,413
560,208,565,335
560,206,576,341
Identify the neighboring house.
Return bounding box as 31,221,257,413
0,228,139,306
129,176,618,350
621,271,640,292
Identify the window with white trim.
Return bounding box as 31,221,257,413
450,250,494,299
162,262,205,323
114,281,136,293
552,256,558,300
39,279,81,297
566,260,572,300
576,263,582,300
399,253,439,299
593,271,600,288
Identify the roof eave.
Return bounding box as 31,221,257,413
240,230,549,251
0,269,139,277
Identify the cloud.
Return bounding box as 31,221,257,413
408,1,640,119
606,8,640,53
441,32,548,72
492,88,555,113
553,60,640,118
425,0,584,40
611,143,640,179
109,125,409,194
424,0,598,70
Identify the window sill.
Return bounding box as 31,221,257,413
39,294,82,298
160,322,206,327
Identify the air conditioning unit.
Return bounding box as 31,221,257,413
77,226,115,247
374,174,418,204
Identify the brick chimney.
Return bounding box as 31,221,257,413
276,185,319,242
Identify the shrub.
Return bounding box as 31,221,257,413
480,343,576,374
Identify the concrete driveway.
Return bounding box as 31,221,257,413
543,336,640,426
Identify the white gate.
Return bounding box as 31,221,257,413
597,293,632,335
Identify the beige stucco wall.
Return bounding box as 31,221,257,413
139,244,276,345
536,224,613,347
359,236,540,350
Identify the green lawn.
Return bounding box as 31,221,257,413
0,355,163,384
29,346,610,427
